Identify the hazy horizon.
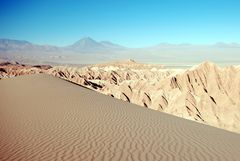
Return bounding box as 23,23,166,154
1,37,240,48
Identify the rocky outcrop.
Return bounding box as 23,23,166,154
0,61,51,79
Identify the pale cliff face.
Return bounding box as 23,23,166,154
1,60,240,133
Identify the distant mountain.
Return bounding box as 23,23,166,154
0,39,32,51
68,37,105,51
100,41,126,50
67,37,126,52
0,39,60,53
0,39,31,46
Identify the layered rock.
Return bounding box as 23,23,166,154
0,60,51,79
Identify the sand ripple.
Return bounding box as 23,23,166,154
0,74,240,161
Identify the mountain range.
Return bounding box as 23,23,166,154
0,37,126,53
0,37,240,65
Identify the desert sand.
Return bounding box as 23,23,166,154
0,74,240,160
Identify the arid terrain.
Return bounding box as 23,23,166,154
1,0,240,160
1,59,240,134
1,74,240,160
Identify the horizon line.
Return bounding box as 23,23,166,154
1,37,240,48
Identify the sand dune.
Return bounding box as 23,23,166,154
0,74,240,160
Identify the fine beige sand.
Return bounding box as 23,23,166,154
0,74,240,161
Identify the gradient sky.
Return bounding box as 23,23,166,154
0,0,239,47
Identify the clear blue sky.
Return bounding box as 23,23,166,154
0,0,239,47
